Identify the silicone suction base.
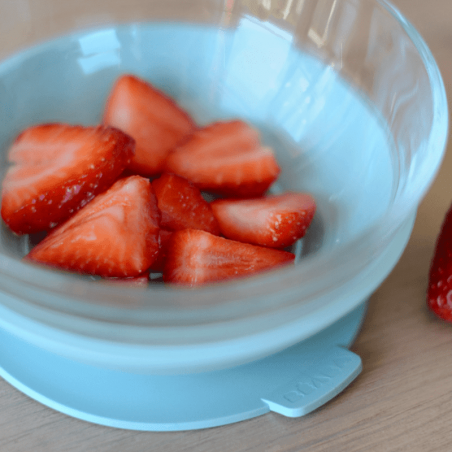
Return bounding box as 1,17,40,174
0,302,366,431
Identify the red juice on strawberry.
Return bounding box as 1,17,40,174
0,22,396,289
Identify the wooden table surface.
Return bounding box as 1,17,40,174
0,0,451,450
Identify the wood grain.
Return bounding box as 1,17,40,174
0,0,451,450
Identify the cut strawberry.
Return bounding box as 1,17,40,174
104,271,150,287
428,203,452,322
212,192,316,249
152,173,220,235
26,176,160,278
165,120,281,197
103,74,196,177
1,124,135,235
163,229,295,286
149,228,173,273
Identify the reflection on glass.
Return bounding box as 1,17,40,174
77,29,120,74
220,15,293,119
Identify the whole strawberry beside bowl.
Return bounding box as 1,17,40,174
428,205,452,321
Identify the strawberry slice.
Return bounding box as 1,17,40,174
152,173,220,235
165,120,281,197
211,192,316,249
1,124,135,235
149,228,173,273
103,271,150,287
103,74,196,177
163,229,295,286
26,176,160,278
428,203,452,321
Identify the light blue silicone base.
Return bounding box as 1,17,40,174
0,302,366,431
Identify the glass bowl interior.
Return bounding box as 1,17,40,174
0,0,447,347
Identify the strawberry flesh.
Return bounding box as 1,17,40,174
165,120,280,197
1,124,135,235
152,173,220,235
428,203,452,321
103,74,196,177
103,271,150,287
149,228,173,273
26,176,160,278
212,192,316,249
163,229,295,286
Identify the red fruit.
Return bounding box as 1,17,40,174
427,203,452,321
104,272,150,287
165,120,280,197
103,74,196,177
212,192,316,249
1,124,135,235
163,229,295,286
152,173,220,235
149,228,173,273
26,176,160,278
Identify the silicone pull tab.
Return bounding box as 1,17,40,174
261,346,362,417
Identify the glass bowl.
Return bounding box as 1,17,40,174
0,0,447,374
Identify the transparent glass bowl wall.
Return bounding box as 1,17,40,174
0,0,447,372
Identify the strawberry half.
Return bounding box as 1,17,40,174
211,192,316,249
427,203,452,321
1,124,135,235
163,229,295,286
165,120,281,197
26,176,160,278
152,173,220,235
103,74,196,177
149,228,173,273
103,271,150,287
